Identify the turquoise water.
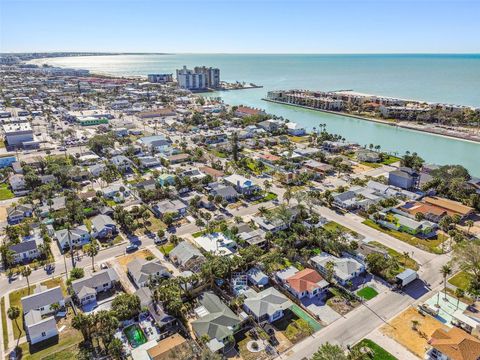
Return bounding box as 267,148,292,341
34,54,480,175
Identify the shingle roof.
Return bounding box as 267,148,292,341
21,286,64,313
127,258,169,285
71,268,118,296
244,287,292,319
10,240,37,254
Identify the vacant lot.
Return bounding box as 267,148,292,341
381,307,447,357
116,248,155,271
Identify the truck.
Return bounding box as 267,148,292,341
395,269,418,288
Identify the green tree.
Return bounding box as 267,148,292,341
21,266,32,294
440,264,452,299
72,313,92,342
311,342,347,360
107,338,124,360
112,293,141,321
83,240,99,272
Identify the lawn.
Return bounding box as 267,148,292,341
360,161,383,169
1,297,8,350
363,219,446,254
158,243,175,255
381,155,401,165
369,241,419,271
354,339,398,360
135,211,166,236
323,221,358,238
41,277,67,296
0,183,14,200
448,271,471,290
237,334,270,360
17,326,83,360
9,285,36,339
116,249,154,271
356,286,379,300
252,191,278,204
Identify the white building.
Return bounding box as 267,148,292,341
3,122,36,148
176,66,207,90
147,74,173,83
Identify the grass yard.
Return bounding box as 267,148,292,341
1,297,8,350
17,326,83,360
116,249,155,271
448,271,471,290
158,243,175,255
0,183,14,200
323,221,359,238
9,285,37,339
354,339,398,360
284,318,314,343
252,191,278,204
360,161,383,169
369,241,419,271
363,219,446,254
41,277,67,296
237,335,270,360
380,155,401,165
288,135,309,143
356,286,379,300
135,211,166,236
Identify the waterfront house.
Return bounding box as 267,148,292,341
286,121,306,136
310,253,365,286
388,167,419,190
243,287,292,324
234,106,265,118
71,268,119,306
192,292,241,352
127,258,171,288
356,149,381,163
285,268,329,299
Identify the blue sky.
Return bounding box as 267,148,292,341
1,0,479,53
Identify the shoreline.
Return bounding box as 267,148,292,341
262,98,480,145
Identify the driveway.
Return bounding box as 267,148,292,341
301,294,341,325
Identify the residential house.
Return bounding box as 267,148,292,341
224,174,260,195
55,225,90,251
101,183,130,201
9,174,28,195
110,155,134,172
21,285,65,317
169,241,205,272
10,237,42,264
356,149,381,163
24,310,58,345
137,135,172,154
157,173,176,187
302,159,333,178
37,196,66,217
90,214,117,239
191,292,241,352
374,211,437,238
88,163,106,177
310,253,365,286
152,199,187,219
243,287,292,324
275,266,299,284
246,267,269,287
388,167,419,189
285,268,329,299
7,203,33,224
127,258,171,288
234,106,266,118
286,121,306,136
208,182,238,202
138,155,162,169
423,196,475,220
71,268,119,305
426,327,480,360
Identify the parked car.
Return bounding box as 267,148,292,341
100,263,108,270
154,236,167,245
126,243,139,252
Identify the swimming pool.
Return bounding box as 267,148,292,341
123,324,147,348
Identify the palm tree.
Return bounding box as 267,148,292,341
465,220,474,235
50,302,61,314
440,264,452,300
72,313,92,342
283,186,293,204
21,266,32,294
83,240,99,272
65,222,76,269
107,338,124,360
8,306,21,345
455,288,465,309
411,320,420,331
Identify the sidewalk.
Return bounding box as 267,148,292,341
367,328,420,360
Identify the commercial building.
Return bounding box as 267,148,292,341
147,74,173,83
2,122,38,149
194,66,220,88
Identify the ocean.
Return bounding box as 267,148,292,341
32,54,480,175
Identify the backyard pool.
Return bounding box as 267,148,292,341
124,324,148,348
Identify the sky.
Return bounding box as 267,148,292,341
0,0,479,54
